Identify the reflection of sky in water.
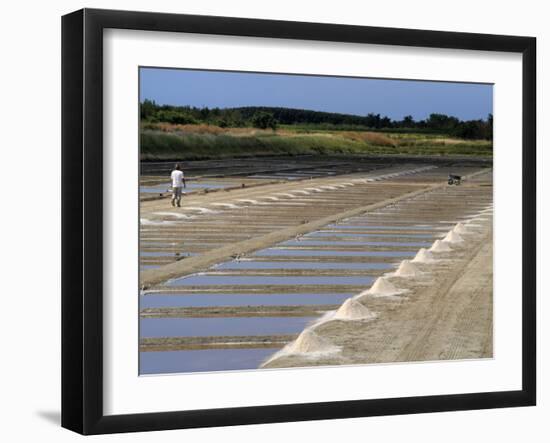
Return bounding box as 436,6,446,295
140,293,352,308
166,275,375,286
253,249,415,257
308,231,437,238
140,348,276,374
140,316,317,338
140,251,195,257
215,261,392,270
327,224,443,231
282,240,431,247
140,182,229,193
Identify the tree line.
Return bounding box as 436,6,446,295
140,100,492,140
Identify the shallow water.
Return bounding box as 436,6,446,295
247,174,303,180
140,348,276,374
166,275,375,286
307,231,437,239
140,316,317,337
253,249,415,257
140,182,228,193
140,242,176,247
215,261,393,270
140,251,191,257
140,265,161,271
140,251,176,257
272,172,320,178
282,240,431,247
327,224,441,231
140,185,171,193
140,293,352,308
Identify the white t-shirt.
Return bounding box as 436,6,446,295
171,170,184,188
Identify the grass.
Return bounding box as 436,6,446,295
140,123,492,161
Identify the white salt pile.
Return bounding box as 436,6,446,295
260,328,341,366
430,240,453,252
412,248,436,263
333,298,376,321
370,276,399,294
443,230,464,243
453,222,469,235
284,329,341,354
394,260,423,277
185,207,219,214
356,276,406,299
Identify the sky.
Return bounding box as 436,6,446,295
140,68,493,121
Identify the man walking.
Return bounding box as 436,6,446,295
170,163,186,207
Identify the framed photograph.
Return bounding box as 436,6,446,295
61,8,536,435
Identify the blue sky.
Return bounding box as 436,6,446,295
140,68,493,121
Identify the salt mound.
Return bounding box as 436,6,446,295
355,276,406,299
394,260,422,277
186,206,219,214
285,329,339,354
430,239,453,252
370,277,399,294
443,230,464,243
276,193,296,198
260,328,340,366
334,298,376,320
453,222,469,234
412,248,436,263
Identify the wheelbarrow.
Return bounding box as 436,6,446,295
448,174,462,185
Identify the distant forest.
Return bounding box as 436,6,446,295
140,100,493,140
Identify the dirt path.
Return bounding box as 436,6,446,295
394,233,493,362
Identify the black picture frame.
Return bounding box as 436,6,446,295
61,8,536,435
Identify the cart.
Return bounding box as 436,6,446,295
448,174,462,185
